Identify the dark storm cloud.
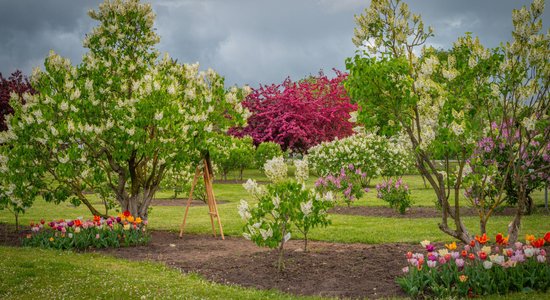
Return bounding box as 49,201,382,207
0,0,547,87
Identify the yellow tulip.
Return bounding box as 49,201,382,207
445,241,457,250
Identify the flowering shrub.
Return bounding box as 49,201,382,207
0,0,250,220
376,178,413,214
22,211,149,250
398,233,550,298
308,131,413,184
315,164,369,207
464,120,550,214
263,156,288,183
239,157,335,270
230,70,356,153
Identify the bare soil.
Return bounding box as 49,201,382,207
96,231,418,299
0,223,419,299
330,206,522,218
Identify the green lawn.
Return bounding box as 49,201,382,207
0,246,314,300
2,246,549,300
1,172,548,244
1,171,549,299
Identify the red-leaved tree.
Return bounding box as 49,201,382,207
230,70,357,153
0,70,35,132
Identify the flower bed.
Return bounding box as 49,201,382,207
398,233,550,298
22,211,149,249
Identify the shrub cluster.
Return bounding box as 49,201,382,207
308,132,413,183
376,178,413,214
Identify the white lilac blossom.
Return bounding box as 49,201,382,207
264,156,288,183
294,158,309,184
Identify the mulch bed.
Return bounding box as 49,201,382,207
151,199,228,207
0,223,419,299
330,206,523,218
97,231,419,299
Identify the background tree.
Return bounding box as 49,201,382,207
0,70,35,132
0,70,36,229
346,0,548,243
230,70,356,153
254,141,284,171
211,135,255,181
0,0,249,220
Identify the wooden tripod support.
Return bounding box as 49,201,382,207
179,159,224,240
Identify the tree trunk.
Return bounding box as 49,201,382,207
480,217,487,235
304,233,308,252
277,238,286,271
121,188,157,220
240,168,244,181
508,185,527,243
421,173,428,189
277,221,288,271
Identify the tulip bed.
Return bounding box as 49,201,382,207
398,233,550,298
21,211,149,249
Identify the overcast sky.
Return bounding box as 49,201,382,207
0,0,547,87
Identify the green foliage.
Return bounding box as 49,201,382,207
254,141,283,170
211,135,255,180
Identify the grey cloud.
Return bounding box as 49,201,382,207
0,0,548,87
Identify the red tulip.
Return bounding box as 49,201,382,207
479,251,487,260
531,238,545,248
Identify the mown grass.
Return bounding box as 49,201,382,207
1,172,548,244
0,246,315,300
1,246,549,300
1,171,548,299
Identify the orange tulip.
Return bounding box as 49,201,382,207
475,233,488,245
525,234,535,242
495,233,508,246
